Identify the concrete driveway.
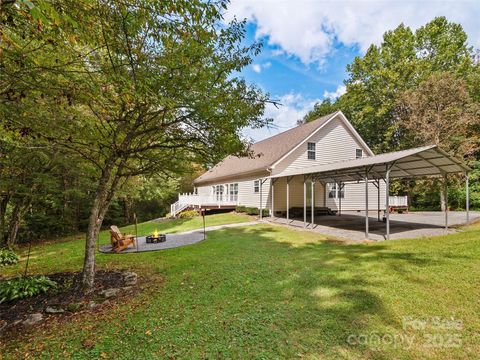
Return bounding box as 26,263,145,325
271,211,479,241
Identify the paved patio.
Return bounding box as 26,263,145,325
99,221,260,253
269,211,479,241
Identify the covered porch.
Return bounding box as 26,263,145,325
261,145,472,240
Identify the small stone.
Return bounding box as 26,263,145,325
88,301,100,310
102,300,111,306
23,313,43,326
99,288,121,299
45,306,65,314
122,286,132,292
122,271,138,286
0,320,7,332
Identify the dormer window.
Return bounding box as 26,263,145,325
307,142,316,160
356,149,363,159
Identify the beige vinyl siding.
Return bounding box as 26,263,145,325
326,181,387,211
196,175,271,209
272,115,370,176
272,176,325,211
197,185,212,197
237,175,271,208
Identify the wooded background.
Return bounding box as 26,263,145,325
1,3,479,251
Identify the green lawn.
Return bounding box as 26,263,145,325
1,214,479,359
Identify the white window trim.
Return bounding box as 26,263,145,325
307,142,316,160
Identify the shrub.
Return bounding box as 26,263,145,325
235,205,246,213
0,249,19,266
178,209,199,219
244,207,270,216
0,276,57,304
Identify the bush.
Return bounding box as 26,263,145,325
0,249,19,266
178,209,199,219
0,276,57,304
235,205,246,213
244,207,270,217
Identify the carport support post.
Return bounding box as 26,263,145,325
286,177,290,222
311,181,315,227
385,166,391,240
271,179,275,219
466,173,470,223
444,175,448,230
303,179,307,228
377,180,381,222
365,168,369,239
259,179,263,220
338,182,342,216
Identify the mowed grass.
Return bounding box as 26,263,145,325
1,214,480,359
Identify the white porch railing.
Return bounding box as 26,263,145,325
389,196,408,207
170,192,237,217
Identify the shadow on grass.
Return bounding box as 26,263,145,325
190,225,460,357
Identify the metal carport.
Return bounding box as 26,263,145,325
269,145,471,240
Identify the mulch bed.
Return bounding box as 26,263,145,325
0,270,139,340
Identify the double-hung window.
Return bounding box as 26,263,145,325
307,142,316,160
327,183,344,199
254,180,260,193
215,185,224,201
356,149,363,159
229,183,238,201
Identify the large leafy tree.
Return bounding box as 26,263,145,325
304,17,478,152
2,0,270,290
395,72,480,158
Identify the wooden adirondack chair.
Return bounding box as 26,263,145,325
110,225,136,252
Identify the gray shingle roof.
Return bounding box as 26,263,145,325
194,112,338,185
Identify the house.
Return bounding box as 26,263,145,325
170,110,471,240
171,111,388,217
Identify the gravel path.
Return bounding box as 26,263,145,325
99,221,260,253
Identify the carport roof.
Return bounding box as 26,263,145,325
272,145,471,182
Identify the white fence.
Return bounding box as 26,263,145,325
170,192,237,217
389,196,408,207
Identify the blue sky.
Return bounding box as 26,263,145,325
226,0,480,141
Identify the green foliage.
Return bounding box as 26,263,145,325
235,205,246,213
245,207,258,215
3,218,480,358
0,0,270,270
0,248,19,266
178,210,199,219
303,16,480,211
0,276,57,304
304,17,477,153
244,207,269,216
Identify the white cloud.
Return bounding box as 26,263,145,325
252,64,262,73
323,85,346,100
226,0,480,65
244,93,320,141
251,62,272,73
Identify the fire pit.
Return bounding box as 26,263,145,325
146,229,166,244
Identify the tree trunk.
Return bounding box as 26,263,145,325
81,162,124,291
440,186,446,212
123,196,131,224
0,195,9,246
81,173,111,291
6,198,31,247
